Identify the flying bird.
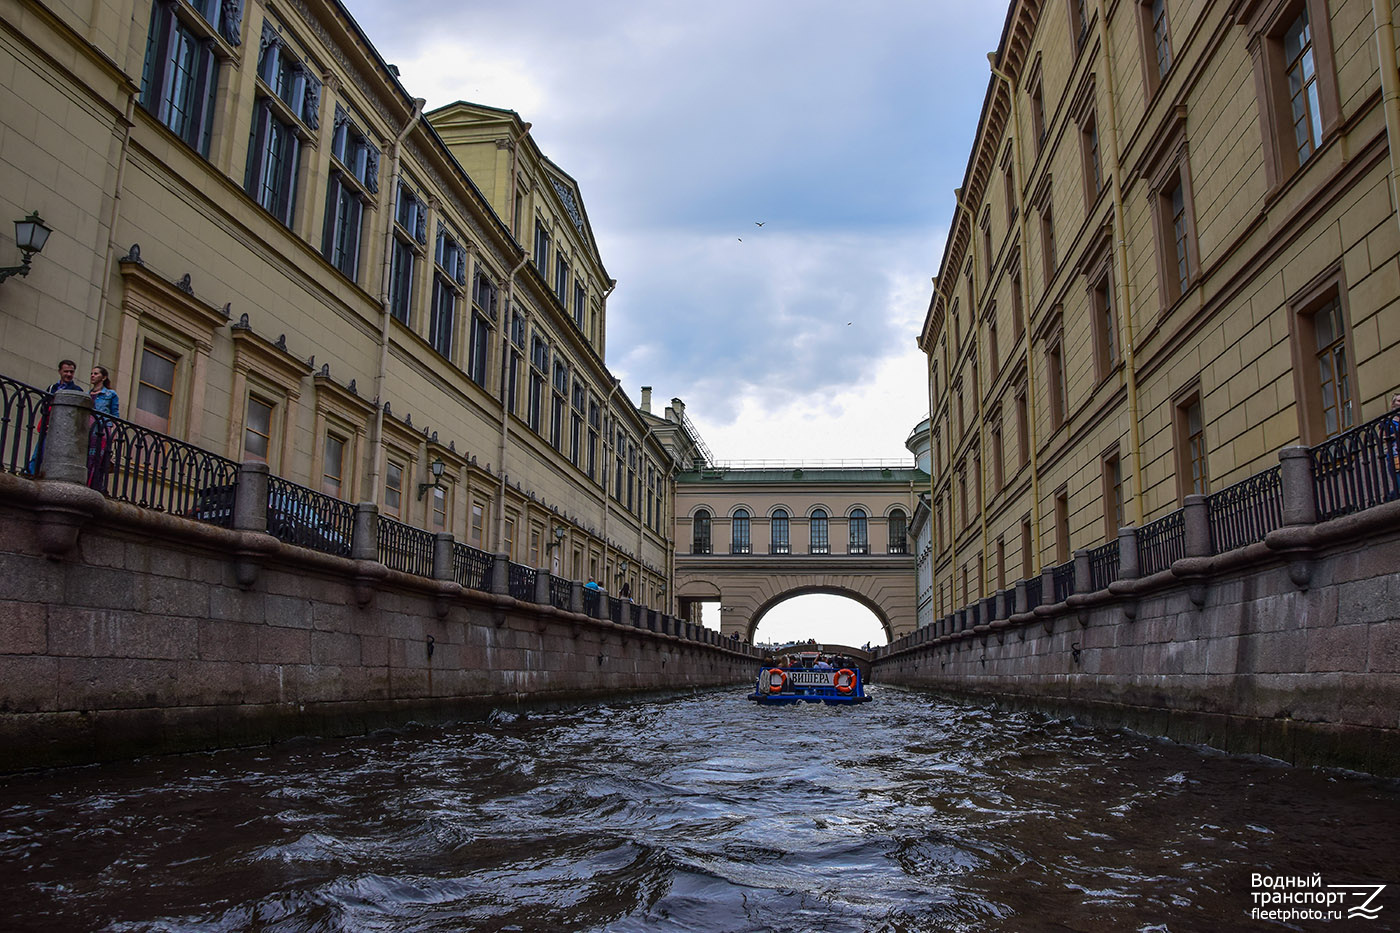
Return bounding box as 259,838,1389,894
737,237,742,242
755,221,765,227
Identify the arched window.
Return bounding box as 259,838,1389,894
810,508,829,554
692,509,711,554
732,508,751,554
771,508,790,554
888,508,908,554
849,508,869,554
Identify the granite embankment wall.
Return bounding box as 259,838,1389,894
0,473,754,772
874,499,1400,775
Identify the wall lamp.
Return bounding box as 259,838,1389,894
0,212,53,284
416,457,446,499
615,559,629,581
546,525,566,551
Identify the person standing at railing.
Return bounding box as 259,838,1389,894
86,365,120,489
1387,391,1400,501
24,359,82,475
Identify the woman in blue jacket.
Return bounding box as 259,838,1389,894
87,365,119,488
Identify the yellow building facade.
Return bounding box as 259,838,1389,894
0,0,682,606
922,0,1400,618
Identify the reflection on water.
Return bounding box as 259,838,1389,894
2,686,1398,932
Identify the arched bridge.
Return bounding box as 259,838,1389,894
673,463,927,642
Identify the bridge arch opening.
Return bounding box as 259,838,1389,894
750,592,890,650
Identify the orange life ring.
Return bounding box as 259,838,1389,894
767,668,788,693
834,668,856,694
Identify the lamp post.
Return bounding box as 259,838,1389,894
416,457,446,499
0,212,53,284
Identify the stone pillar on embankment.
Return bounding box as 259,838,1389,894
0,404,758,771
873,444,1400,777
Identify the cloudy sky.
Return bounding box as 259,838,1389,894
341,1,1007,643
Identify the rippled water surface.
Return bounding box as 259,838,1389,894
3,686,1399,932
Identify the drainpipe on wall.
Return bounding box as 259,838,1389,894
492,250,530,553
1372,0,1400,240
988,53,1044,575
1094,0,1145,527
367,98,426,502
90,91,137,373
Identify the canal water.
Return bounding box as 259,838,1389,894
2,686,1398,932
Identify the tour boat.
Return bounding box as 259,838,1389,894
748,647,871,705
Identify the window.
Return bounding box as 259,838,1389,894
587,396,600,480
1020,516,1034,579
1174,392,1208,501
1070,0,1091,54
139,0,229,157
533,220,550,271
1029,66,1047,155
987,315,1000,382
810,509,829,554
322,433,345,497
384,459,403,518
991,417,1004,490
1015,384,1030,468
771,509,790,554
573,282,586,329
1080,111,1103,206
1002,150,1016,225
323,108,377,282
504,516,515,560
1047,334,1068,430
389,183,425,325
996,537,1006,590
133,345,177,432
849,509,869,554
888,509,908,554
692,509,712,554
528,335,548,433
1289,276,1357,444
470,500,486,548
570,382,585,465
430,226,467,360
1091,273,1119,380
1139,0,1173,97
505,312,524,416
431,486,447,531
555,254,569,305
1244,0,1340,189
246,23,317,227
467,275,493,389
1141,113,1200,311
732,509,751,554
1040,204,1056,292
1103,452,1124,539
550,359,568,450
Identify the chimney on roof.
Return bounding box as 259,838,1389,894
671,397,685,421
641,386,652,413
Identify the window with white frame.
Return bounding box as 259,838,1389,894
140,0,238,157
246,20,318,227
430,225,467,359
323,105,378,281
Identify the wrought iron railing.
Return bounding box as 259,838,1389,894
1207,465,1283,554
610,597,623,623
1052,560,1075,603
968,602,980,626
1137,509,1185,577
1087,540,1119,592
0,374,50,476
265,476,352,557
583,587,600,617
378,517,434,577
548,574,571,610
89,411,239,526
508,563,536,601
1025,575,1043,611
452,542,493,591
1311,411,1400,521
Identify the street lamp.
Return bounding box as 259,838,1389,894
416,457,446,499
0,212,53,284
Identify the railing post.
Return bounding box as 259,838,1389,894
980,596,995,626
569,581,584,613
39,392,92,485
1182,494,1212,557
1014,580,1028,614
1041,566,1056,604
1117,526,1139,581
533,568,551,605
234,461,270,531
488,555,511,595
1279,446,1318,526
432,532,454,582
1072,548,1091,594
351,503,379,561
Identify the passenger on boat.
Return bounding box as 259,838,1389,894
813,656,833,670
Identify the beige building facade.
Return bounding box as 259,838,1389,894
922,0,1400,620
0,0,693,607
673,466,925,640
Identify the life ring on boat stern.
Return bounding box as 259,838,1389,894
834,669,856,693
767,668,788,693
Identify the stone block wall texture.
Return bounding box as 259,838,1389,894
874,505,1400,776
0,483,753,772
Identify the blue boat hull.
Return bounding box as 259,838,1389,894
748,664,871,705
